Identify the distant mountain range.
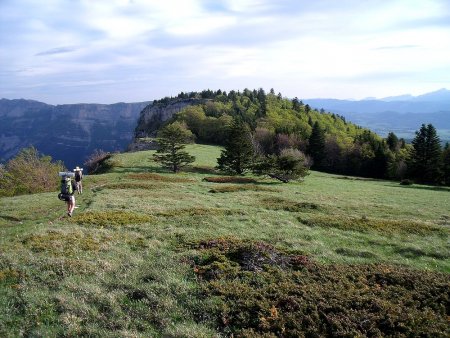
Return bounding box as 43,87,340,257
0,99,149,169
304,88,450,142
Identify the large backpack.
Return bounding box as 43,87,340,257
61,178,73,195
75,171,82,182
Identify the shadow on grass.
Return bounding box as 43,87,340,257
209,185,280,193
334,176,384,182
261,196,323,212
335,247,378,259
392,246,449,260
113,165,168,174
202,176,285,186
392,184,450,192
184,166,222,175
0,215,21,222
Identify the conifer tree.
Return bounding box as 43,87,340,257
217,118,254,174
308,121,326,169
441,143,450,185
386,132,399,151
409,124,442,184
257,88,267,117
292,97,301,112
153,122,195,172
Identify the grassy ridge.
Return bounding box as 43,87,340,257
0,144,449,336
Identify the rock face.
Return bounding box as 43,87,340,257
134,98,206,138
129,98,206,151
0,99,149,169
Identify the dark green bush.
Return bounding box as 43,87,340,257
203,176,257,183
191,238,450,337
209,185,278,193
84,149,118,174
400,179,413,185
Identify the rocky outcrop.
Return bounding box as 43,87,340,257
134,98,206,138
128,98,206,151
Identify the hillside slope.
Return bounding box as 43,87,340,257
0,145,449,336
303,89,450,141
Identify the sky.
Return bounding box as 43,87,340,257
0,0,449,104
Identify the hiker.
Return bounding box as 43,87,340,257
58,173,77,217
74,166,83,194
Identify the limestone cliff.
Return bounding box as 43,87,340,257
129,98,206,151
134,98,206,138
0,99,149,169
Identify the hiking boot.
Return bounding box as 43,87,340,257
68,212,72,217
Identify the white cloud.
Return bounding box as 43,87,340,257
0,0,449,103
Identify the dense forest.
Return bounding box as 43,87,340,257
146,89,449,185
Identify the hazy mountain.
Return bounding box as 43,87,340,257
0,99,150,169
304,89,450,141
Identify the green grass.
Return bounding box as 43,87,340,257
1,144,449,337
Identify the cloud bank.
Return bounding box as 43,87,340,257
0,0,449,103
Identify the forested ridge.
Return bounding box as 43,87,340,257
139,88,449,184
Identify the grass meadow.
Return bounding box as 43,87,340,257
1,144,449,337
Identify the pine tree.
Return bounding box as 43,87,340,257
409,124,442,184
217,118,254,174
292,97,301,112
386,132,399,151
153,122,195,172
257,88,267,117
308,121,326,169
441,143,450,185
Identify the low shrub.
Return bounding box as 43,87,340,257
191,238,450,337
92,182,161,192
299,215,446,236
203,176,257,184
261,197,322,212
71,211,153,227
209,185,278,193
155,207,242,219
0,147,64,197
400,179,413,185
22,231,106,256
127,173,193,183
84,150,118,174
0,269,21,287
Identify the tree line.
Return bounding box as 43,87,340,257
151,89,450,185
2,89,449,197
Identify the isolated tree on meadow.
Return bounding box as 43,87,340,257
153,122,195,172
217,118,254,174
409,123,442,184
